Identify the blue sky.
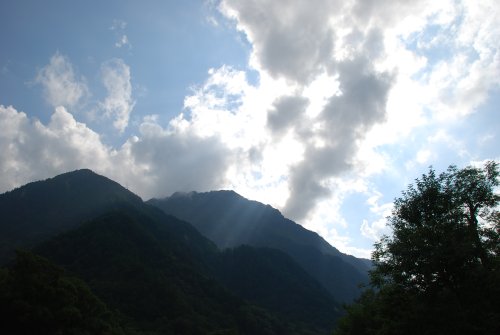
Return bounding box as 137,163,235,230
0,0,250,139
1,0,499,258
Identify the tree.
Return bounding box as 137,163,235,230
0,250,128,335
372,161,499,291
334,162,500,335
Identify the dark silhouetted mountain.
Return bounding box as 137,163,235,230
34,207,294,334
149,190,371,302
0,170,341,334
0,169,142,264
215,245,341,333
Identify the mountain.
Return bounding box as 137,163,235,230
0,170,342,334
215,245,341,333
149,190,371,302
33,207,290,334
0,169,142,264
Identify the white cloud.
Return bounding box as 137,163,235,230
478,133,495,147
36,54,135,133
353,0,500,162
219,0,397,222
129,115,234,198
428,130,469,159
115,35,131,49
35,52,88,109
324,227,373,259
360,191,393,241
197,0,498,228
0,105,234,201
110,19,132,49
110,19,127,30
416,149,432,165
100,58,135,132
204,0,221,27
0,105,111,192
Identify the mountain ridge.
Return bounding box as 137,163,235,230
149,190,371,302
0,169,343,334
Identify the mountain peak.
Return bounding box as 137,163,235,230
47,168,122,187
67,168,95,174
0,169,143,263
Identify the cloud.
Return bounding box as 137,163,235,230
281,55,393,221
360,218,387,242
389,0,500,122
0,105,110,192
204,0,222,27
35,52,88,108
110,19,127,30
35,53,135,132
115,35,131,49
129,117,233,198
221,0,336,84
100,59,135,132
330,230,373,259
219,0,396,221
0,105,234,201
415,149,432,165
360,192,393,241
267,95,308,137
110,19,132,49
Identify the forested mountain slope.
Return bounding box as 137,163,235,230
149,190,370,302
0,170,342,334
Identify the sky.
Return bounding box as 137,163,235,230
1,0,499,258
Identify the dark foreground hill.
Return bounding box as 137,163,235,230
149,191,371,302
0,170,341,334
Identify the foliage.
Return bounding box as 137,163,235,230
334,162,500,335
0,250,127,335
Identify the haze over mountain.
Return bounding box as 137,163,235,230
0,169,347,334
149,191,370,302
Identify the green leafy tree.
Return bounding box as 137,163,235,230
334,162,500,335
